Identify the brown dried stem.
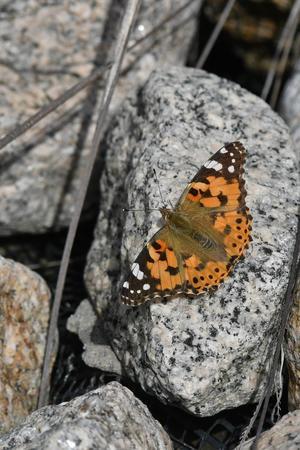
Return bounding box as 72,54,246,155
196,0,236,69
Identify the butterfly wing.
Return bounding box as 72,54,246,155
175,141,252,294
121,227,186,306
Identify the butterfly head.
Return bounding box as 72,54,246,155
159,207,172,222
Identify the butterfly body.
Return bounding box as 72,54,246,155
121,142,252,306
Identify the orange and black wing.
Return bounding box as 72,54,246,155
121,228,185,306
176,141,252,294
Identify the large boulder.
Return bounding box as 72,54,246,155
71,66,298,415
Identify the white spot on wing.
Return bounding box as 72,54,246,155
220,147,228,154
131,262,138,273
143,283,150,290
123,281,129,289
214,162,222,171
204,160,222,171
228,165,234,173
137,271,144,280
131,262,144,280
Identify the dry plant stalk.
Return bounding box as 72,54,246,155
196,0,236,69
261,0,300,101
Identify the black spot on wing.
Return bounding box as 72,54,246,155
217,193,228,205
159,251,167,261
152,241,162,250
224,224,231,235
189,187,198,196
166,266,180,275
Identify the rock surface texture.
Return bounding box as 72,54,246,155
238,410,300,449
0,382,173,450
0,256,50,434
76,66,298,415
0,0,199,235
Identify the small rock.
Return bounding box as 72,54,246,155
67,299,122,375
80,66,298,416
238,410,300,449
0,256,50,434
0,382,173,450
0,0,199,235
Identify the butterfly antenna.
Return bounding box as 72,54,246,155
123,207,158,212
153,168,166,207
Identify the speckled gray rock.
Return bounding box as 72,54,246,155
0,0,199,235
237,410,300,449
0,382,173,450
0,256,50,434
67,299,122,375
280,60,300,158
75,66,298,416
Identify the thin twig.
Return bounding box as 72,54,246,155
261,0,300,101
0,0,199,153
270,14,299,108
196,0,236,69
122,11,198,76
251,215,300,449
128,0,199,51
38,0,141,408
29,257,84,271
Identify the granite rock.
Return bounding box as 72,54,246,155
0,0,199,235
76,66,298,415
238,410,300,449
67,299,122,375
0,256,50,434
0,382,173,450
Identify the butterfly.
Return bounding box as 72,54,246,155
121,141,252,306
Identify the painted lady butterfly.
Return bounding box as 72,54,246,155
121,141,252,306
